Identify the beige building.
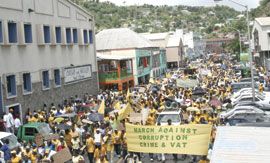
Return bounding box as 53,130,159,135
0,0,98,117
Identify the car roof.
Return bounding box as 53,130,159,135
22,122,47,127
0,132,12,139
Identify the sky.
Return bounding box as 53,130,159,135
100,0,260,11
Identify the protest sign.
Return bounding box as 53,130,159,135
52,148,72,162
35,134,59,146
125,123,212,155
211,126,270,163
176,79,198,88
129,113,142,123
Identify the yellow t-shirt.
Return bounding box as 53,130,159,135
86,137,95,153
112,132,122,144
11,156,21,163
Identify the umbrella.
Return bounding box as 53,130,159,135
187,107,200,112
209,98,222,107
56,123,71,130
53,117,64,123
88,113,104,122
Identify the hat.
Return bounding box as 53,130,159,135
11,150,16,154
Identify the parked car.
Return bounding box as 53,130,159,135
231,82,258,93
219,106,265,119
17,123,52,142
235,102,270,112
231,94,270,109
0,132,20,150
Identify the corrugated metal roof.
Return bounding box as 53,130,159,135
96,28,155,51
97,54,134,60
255,17,270,26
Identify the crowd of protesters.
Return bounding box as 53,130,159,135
0,58,268,163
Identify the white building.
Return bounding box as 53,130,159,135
252,17,270,69
0,0,98,117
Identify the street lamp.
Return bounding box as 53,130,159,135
214,0,255,102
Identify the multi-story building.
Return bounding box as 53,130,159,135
97,54,134,91
96,28,165,85
0,0,98,117
252,17,270,69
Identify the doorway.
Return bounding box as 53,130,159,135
5,103,22,121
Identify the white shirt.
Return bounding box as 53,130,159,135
3,113,14,128
94,132,101,143
14,118,21,128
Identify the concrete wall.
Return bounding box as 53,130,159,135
2,72,99,116
252,21,270,51
166,47,179,62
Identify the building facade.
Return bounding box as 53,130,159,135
97,55,134,91
252,17,270,69
0,0,98,117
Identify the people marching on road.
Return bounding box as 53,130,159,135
0,57,269,163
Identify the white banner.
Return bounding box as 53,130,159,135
211,126,270,163
64,65,92,83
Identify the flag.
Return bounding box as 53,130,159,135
114,101,121,110
98,100,105,114
118,103,133,120
166,73,171,78
126,88,131,99
149,77,155,84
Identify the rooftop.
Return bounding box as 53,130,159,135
140,32,169,40
97,54,134,61
96,28,155,51
255,17,270,26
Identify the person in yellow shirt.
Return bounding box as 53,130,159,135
86,134,95,163
30,151,37,163
11,151,21,163
23,146,32,160
112,129,121,158
94,146,101,162
259,83,264,93
103,131,114,163
146,113,156,125
149,107,157,116
195,113,201,124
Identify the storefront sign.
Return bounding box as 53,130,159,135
125,123,212,155
64,65,92,83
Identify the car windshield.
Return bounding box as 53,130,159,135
1,135,18,150
37,124,52,135
157,114,180,123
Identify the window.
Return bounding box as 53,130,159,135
42,70,50,89
24,24,32,43
66,28,72,44
55,27,61,43
83,29,88,44
6,75,16,97
54,69,61,87
43,25,50,43
8,22,17,43
0,21,3,43
89,30,93,44
73,28,78,43
23,73,32,93
24,128,38,136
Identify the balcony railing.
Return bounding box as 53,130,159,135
99,69,133,82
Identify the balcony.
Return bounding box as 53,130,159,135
99,69,133,82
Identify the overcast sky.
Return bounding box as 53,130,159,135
100,0,260,11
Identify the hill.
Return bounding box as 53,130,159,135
71,0,240,37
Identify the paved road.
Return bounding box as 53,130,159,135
117,153,200,163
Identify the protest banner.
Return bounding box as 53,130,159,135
129,113,142,123
211,126,270,163
176,79,198,88
125,123,212,155
52,148,72,162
